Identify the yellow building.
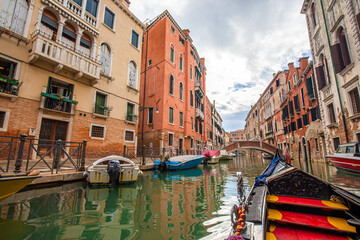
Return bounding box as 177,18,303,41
0,0,144,157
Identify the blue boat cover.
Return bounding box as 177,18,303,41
254,157,281,187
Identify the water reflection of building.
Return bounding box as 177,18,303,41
134,168,228,239
0,182,139,239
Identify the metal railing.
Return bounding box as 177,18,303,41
0,134,87,174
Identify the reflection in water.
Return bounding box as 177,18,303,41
0,154,358,239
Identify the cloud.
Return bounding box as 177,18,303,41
130,0,310,132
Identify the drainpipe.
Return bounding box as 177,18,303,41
319,0,349,143
141,28,149,150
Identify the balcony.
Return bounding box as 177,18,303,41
265,131,274,139
29,30,100,85
40,92,77,114
93,105,111,118
195,81,205,99
126,114,138,124
0,76,20,100
195,107,204,121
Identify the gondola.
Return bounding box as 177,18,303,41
226,152,360,240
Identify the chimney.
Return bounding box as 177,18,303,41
299,57,309,71
183,29,190,36
288,62,294,69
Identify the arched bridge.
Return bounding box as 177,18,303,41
223,141,282,156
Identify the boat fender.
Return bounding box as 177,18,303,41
230,205,246,236
83,172,88,178
107,160,121,187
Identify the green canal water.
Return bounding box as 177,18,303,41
1,156,360,240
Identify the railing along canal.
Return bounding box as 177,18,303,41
0,134,87,174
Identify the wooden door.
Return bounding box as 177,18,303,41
39,119,68,154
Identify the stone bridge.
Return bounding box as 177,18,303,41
223,141,282,156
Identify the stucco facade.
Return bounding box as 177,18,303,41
0,0,144,158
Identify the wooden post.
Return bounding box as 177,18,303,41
15,134,27,173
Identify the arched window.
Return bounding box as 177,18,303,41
190,90,193,107
80,32,92,57
0,0,29,35
190,65,193,80
100,43,111,76
321,54,330,84
62,22,76,49
40,10,58,39
179,54,183,71
311,3,317,27
169,74,174,95
128,61,137,89
331,26,351,74
170,44,174,63
179,82,183,100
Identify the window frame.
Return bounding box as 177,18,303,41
94,90,109,116
124,129,135,143
169,107,174,124
90,124,106,139
148,107,153,124
130,29,140,49
179,82,183,101
169,74,175,96
179,111,183,127
103,6,116,30
347,85,360,116
168,132,174,146
0,109,10,132
170,44,175,63
127,60,138,89
179,54,183,71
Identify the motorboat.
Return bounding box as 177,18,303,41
226,152,360,240
154,155,204,171
84,155,141,185
0,171,41,202
326,143,360,173
201,150,220,164
219,150,233,161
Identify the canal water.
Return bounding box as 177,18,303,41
1,156,360,240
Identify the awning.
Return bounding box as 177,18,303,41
195,66,202,77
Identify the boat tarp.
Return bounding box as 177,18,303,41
201,150,219,160
254,156,281,187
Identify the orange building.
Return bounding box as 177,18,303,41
138,11,207,153
229,129,245,144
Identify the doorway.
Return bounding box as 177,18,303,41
39,118,68,153
179,138,183,153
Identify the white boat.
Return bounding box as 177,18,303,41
219,150,233,160
84,155,141,185
207,155,220,164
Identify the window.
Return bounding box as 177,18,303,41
131,30,139,48
191,117,193,130
289,100,294,116
148,108,153,124
276,79,280,87
333,137,340,152
303,113,309,126
316,54,330,90
179,55,183,71
293,74,297,85
94,91,108,115
0,0,28,35
169,75,174,95
306,76,315,99
168,133,174,146
291,121,296,131
170,26,175,34
349,88,360,115
311,3,317,27
357,132,360,143
126,102,135,122
294,95,300,112
179,111,183,127
270,87,273,95
104,7,115,29
91,125,105,138
80,33,92,56
148,59,152,66
169,107,174,124
190,138,194,148
128,61,137,89
195,118,198,132
190,66,193,80
297,118,303,129
0,111,9,131
124,130,134,142
0,57,19,96
300,88,305,107
86,0,98,17
190,90,193,107
315,138,319,151
288,81,291,91
331,27,351,73
328,103,336,124
170,45,174,63
179,82,183,100
44,78,74,113
0,112,5,128
199,122,202,134
62,23,76,48
311,106,320,121
100,43,111,76
179,36,184,45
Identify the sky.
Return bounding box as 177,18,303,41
130,0,311,132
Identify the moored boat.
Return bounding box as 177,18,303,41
0,172,41,202
219,150,233,161
202,150,220,164
154,155,204,171
226,153,360,240
326,143,360,174
84,155,141,185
